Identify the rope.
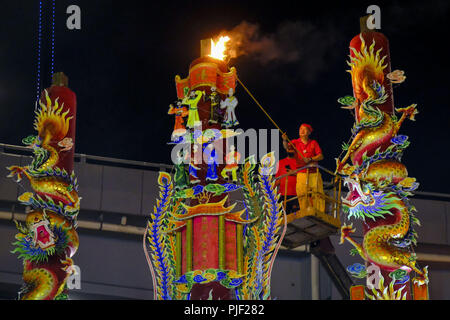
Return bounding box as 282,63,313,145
236,76,307,162
236,77,285,135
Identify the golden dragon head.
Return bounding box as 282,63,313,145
347,34,388,105
34,90,73,142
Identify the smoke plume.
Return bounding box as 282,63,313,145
223,20,342,82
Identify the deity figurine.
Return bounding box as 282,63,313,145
183,90,204,129
220,88,239,128
173,149,189,190
186,144,201,184
204,143,218,182
221,144,241,182
206,86,222,124
168,100,189,140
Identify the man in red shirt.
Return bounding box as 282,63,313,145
282,123,325,213
275,146,299,214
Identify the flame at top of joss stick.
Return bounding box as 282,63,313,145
209,36,230,61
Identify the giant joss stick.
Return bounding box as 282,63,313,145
337,17,429,300
145,38,286,300
9,72,80,300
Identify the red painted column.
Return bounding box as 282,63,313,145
175,52,239,299
349,31,394,122
41,72,77,173
349,23,412,300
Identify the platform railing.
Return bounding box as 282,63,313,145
0,142,173,171
275,163,343,220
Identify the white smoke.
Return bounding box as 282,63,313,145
223,20,342,82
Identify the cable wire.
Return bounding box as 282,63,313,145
50,0,56,78
35,0,43,107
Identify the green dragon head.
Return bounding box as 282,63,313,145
12,210,71,263
22,135,39,147
341,176,399,221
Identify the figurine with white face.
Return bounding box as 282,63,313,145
220,88,239,128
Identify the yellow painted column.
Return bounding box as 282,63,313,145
236,224,243,274
218,215,225,269
176,231,182,277
186,219,193,272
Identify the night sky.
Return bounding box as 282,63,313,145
1,0,449,193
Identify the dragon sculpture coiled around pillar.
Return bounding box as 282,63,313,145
8,90,80,300
336,35,428,291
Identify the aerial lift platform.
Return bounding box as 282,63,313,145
276,164,353,299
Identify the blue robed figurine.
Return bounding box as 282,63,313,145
204,143,218,181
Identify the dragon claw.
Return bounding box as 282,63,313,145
340,224,355,244
60,257,74,273
413,266,429,286
7,166,25,182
